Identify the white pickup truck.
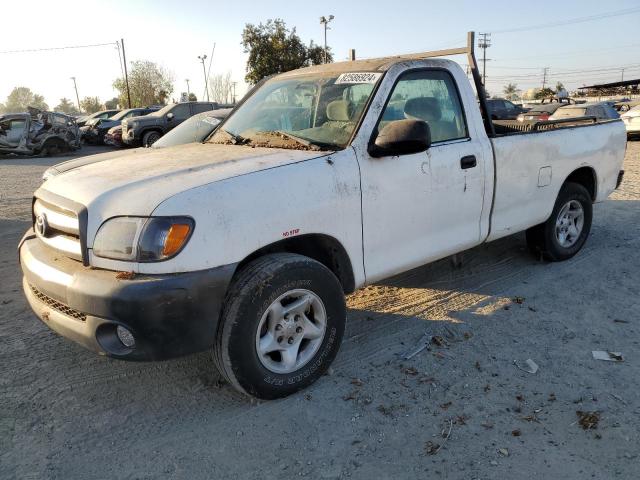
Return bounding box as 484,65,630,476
19,33,626,399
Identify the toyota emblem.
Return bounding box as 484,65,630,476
35,213,48,237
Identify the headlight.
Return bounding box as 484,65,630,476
93,216,194,262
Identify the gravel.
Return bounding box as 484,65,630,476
1,141,639,479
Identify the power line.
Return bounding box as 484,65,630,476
0,41,117,54
490,6,640,34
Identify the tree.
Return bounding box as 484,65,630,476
555,82,566,94
2,87,49,112
534,88,555,100
80,96,103,114
209,72,233,103
241,18,333,84
55,98,79,115
113,60,174,107
104,97,119,109
502,83,520,101
188,93,197,101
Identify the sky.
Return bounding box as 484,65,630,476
1,0,639,109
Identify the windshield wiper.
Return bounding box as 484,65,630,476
269,131,335,151
219,129,248,145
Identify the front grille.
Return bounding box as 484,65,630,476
33,198,83,261
29,284,87,322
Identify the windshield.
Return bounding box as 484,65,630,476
208,72,381,150
111,109,137,121
153,111,224,148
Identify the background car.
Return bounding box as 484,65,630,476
615,100,640,112
75,109,120,127
486,98,525,120
42,108,232,180
82,107,159,144
152,108,232,148
122,101,231,147
621,105,640,138
518,103,569,122
549,102,619,122
104,125,123,147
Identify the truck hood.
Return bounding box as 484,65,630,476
37,142,329,240
48,148,142,175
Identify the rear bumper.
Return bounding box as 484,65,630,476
19,231,236,361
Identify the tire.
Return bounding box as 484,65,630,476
142,130,161,147
214,253,346,399
40,138,66,157
526,182,592,261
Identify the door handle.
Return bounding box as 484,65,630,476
460,155,477,169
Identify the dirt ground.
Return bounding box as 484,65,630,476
1,142,639,479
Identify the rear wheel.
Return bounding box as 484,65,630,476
142,130,161,147
214,253,346,399
526,182,592,261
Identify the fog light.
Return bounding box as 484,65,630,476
116,325,135,348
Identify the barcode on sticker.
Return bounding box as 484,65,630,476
335,72,382,84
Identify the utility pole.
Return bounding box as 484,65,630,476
121,38,132,108
231,81,237,104
478,33,491,85
185,79,190,98
70,77,81,112
348,49,356,61
621,68,625,82
542,67,549,90
320,15,334,64
198,55,209,101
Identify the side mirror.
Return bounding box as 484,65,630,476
368,119,431,158
167,112,174,121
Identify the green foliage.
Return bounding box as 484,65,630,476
80,96,103,114
113,60,174,108
241,19,333,85
534,88,556,100
502,83,520,101
2,87,49,113
188,93,197,101
55,98,79,115
104,97,119,109
555,82,565,93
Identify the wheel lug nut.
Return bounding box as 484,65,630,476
294,315,300,322
288,337,294,344
277,336,283,343
275,324,282,331
296,327,303,333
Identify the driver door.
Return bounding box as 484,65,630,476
358,69,487,282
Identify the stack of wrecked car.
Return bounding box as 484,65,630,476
0,107,80,156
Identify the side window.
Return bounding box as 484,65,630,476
192,103,213,114
171,104,191,121
504,101,516,111
379,70,467,143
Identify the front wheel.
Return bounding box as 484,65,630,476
214,253,346,399
142,130,161,147
526,182,592,261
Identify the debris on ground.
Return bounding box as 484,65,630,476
481,422,494,429
350,378,364,387
403,332,448,360
513,296,525,304
403,366,419,376
592,351,624,362
424,441,440,455
613,319,629,324
498,448,509,457
576,411,600,430
512,429,522,436
439,402,452,410
548,393,557,402
514,358,539,374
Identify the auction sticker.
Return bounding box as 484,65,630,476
335,72,382,84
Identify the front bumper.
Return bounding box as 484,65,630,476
19,231,236,361
122,128,140,146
